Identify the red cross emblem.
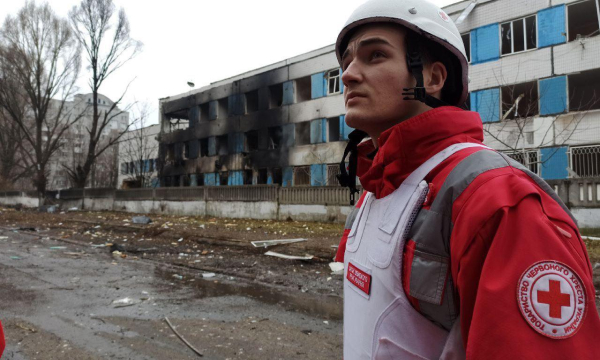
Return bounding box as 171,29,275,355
537,280,571,318
517,261,586,339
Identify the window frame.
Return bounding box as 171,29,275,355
566,0,600,42
326,69,341,96
500,15,538,56
461,32,471,63
505,149,541,175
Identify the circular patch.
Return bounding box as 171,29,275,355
438,10,450,22
517,261,587,339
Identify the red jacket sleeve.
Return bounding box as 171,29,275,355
450,170,600,359
0,320,5,357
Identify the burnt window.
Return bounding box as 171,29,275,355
295,122,311,146
216,135,228,155
257,169,268,184
183,142,190,159
269,84,283,108
218,98,228,119
268,126,283,149
295,76,312,102
245,90,259,113
182,174,191,187
245,130,259,152
568,0,600,41
219,171,228,186
461,33,471,63
294,166,310,186
196,173,204,186
172,175,181,187
199,103,209,122
200,138,209,157
271,168,282,185
568,68,600,111
501,81,538,119
243,170,253,185
501,15,537,55
328,117,340,142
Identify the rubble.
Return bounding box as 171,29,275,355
265,251,313,261
251,238,307,248
329,262,344,275
132,216,152,224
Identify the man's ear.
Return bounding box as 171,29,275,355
425,61,447,97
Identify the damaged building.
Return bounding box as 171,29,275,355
159,0,600,189
158,45,350,187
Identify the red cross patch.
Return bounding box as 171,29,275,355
517,261,587,339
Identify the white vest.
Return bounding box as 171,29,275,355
343,143,488,360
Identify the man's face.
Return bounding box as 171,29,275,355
341,24,426,138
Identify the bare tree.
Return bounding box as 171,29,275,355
0,97,34,187
119,103,158,188
67,0,142,188
0,2,82,202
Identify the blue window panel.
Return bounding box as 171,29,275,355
267,174,273,185
282,81,295,105
151,177,160,188
282,124,295,147
310,164,326,186
282,167,294,187
204,173,217,186
541,147,568,180
538,5,566,48
310,119,326,144
188,106,199,129
228,133,244,154
228,94,245,116
190,174,198,187
143,160,150,173
471,88,500,123
471,24,499,64
311,72,325,99
539,76,567,115
228,171,244,186
209,100,218,120
208,137,217,156
188,140,199,159
339,115,354,141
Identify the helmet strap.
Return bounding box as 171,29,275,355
402,33,448,109
337,129,369,205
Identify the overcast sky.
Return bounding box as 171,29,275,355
1,0,460,125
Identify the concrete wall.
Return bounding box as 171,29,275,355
0,196,39,208
571,208,600,229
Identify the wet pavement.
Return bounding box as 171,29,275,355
0,228,343,359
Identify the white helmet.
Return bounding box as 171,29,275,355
335,0,468,106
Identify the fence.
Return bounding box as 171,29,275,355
570,145,600,178
545,177,600,207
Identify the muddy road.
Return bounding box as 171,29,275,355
0,217,343,359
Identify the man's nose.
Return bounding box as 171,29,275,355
341,61,362,88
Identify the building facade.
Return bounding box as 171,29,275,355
117,123,160,189
158,0,600,190
48,93,129,190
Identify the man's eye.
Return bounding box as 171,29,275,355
371,51,385,60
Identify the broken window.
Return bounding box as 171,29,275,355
219,172,228,186
506,150,539,175
199,103,209,122
200,138,209,157
172,175,181,187
245,130,259,152
218,98,228,119
295,76,312,102
461,33,471,63
568,68,600,111
295,122,311,146
196,174,205,186
568,0,600,41
327,69,341,95
183,142,190,159
182,174,191,187
257,169,268,184
167,144,175,161
501,15,537,55
267,126,283,149
328,117,340,142
269,84,283,108
271,168,282,185
501,81,538,119
294,166,310,186
216,135,228,155
244,170,253,185
245,90,259,113
327,164,341,186
571,145,600,177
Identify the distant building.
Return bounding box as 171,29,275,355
158,0,600,188
117,123,160,188
47,93,129,189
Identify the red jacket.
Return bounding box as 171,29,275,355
336,106,600,359
0,320,4,356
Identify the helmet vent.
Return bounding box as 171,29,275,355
409,8,417,14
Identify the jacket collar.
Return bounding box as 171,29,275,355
357,106,484,199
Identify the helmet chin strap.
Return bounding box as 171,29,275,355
337,33,448,205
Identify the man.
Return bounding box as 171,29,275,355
334,0,600,359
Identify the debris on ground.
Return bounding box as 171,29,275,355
164,317,204,357
251,238,307,248
18,227,37,232
10,256,21,260
172,274,183,280
68,207,79,211
582,236,600,241
0,236,8,240
49,246,67,250
112,297,138,308
201,272,216,278
39,205,58,213
132,216,152,224
264,251,314,261
329,262,344,275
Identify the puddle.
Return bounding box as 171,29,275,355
155,267,342,320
